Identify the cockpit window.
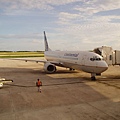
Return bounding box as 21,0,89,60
96,58,101,61
90,58,94,61
90,56,101,61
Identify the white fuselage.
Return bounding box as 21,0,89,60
45,51,108,74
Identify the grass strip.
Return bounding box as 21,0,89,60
0,51,44,58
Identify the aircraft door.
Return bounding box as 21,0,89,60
81,55,90,72
81,55,86,66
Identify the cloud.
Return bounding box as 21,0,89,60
0,33,41,40
56,10,120,51
0,0,120,51
1,0,120,16
0,33,43,51
0,0,81,16
0,0,80,11
74,0,120,16
58,12,80,25
0,0,50,10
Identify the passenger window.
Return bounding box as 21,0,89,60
96,58,99,60
90,57,101,61
90,58,92,61
90,58,94,61
96,58,101,61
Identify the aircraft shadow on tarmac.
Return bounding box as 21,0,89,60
0,67,87,88
1,67,120,85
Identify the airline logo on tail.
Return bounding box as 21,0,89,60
44,31,51,51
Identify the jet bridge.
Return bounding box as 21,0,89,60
94,46,120,66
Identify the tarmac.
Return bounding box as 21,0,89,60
0,58,120,120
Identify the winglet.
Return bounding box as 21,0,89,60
44,31,51,51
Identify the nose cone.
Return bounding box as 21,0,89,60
96,61,108,73
101,61,108,72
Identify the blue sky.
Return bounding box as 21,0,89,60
0,0,120,51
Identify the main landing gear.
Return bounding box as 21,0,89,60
69,68,75,71
91,76,96,81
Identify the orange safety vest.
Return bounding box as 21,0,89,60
37,81,42,86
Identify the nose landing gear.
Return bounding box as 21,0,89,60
91,76,96,81
91,73,96,81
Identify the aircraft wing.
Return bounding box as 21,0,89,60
2,58,63,64
1,58,65,67
3,58,47,63
13,59,65,67
49,61,65,67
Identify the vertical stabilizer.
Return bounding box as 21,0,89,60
44,31,51,51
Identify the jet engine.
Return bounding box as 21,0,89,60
44,63,56,73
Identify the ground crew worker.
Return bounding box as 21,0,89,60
36,79,42,93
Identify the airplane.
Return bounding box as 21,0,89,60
0,78,13,88
6,31,108,80
43,31,108,80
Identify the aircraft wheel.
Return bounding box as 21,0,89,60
69,68,75,71
91,76,96,81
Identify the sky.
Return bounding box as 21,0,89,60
0,0,120,51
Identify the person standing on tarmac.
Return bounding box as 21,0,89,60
36,79,42,93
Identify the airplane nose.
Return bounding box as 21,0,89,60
102,61,108,72
96,61,108,73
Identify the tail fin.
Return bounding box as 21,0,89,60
44,31,51,51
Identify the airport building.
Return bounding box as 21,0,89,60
94,46,120,66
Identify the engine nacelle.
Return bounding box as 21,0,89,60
44,63,56,73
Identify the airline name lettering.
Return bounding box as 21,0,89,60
64,53,79,57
